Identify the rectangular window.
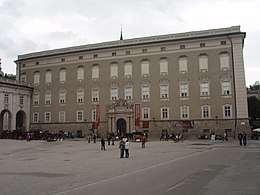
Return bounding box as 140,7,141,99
111,88,118,101
200,43,205,47
142,107,150,120
34,73,40,84
126,51,131,55
202,106,210,118
179,57,188,73
59,91,66,104
125,87,133,100
180,45,185,49
199,55,208,71
161,47,166,51
45,93,51,104
124,62,132,77
160,59,168,75
20,95,24,105
93,54,98,58
77,111,84,121
112,52,116,56
45,71,52,83
4,94,9,104
92,89,99,102
110,64,118,78
92,110,96,122
33,94,39,105
181,106,189,118
77,67,84,81
142,49,147,53
45,112,51,123
60,70,66,82
200,83,209,96
222,81,231,95
33,113,39,123
142,86,150,99
77,90,84,103
141,61,149,76
92,65,99,79
160,84,169,98
220,53,230,70
180,84,189,97
59,111,65,122
161,107,169,119
223,105,232,117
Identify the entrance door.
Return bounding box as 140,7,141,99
16,111,26,131
117,118,126,136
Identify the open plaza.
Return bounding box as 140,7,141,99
0,138,259,195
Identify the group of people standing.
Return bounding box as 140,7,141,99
119,139,130,158
238,132,247,146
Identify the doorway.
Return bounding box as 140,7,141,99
117,118,126,136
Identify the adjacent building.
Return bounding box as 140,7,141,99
15,26,250,138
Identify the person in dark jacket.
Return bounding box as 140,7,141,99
238,133,243,146
101,137,106,150
242,132,247,146
119,139,125,158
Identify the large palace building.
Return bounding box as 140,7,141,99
15,26,250,139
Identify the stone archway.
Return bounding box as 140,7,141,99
0,109,11,131
117,118,126,136
107,99,134,134
16,110,26,131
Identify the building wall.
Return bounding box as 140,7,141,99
16,26,250,139
0,78,32,131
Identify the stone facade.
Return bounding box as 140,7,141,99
0,78,33,131
15,26,250,139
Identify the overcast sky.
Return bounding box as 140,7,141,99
0,0,259,86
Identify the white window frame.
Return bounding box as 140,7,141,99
59,111,66,122
201,105,211,118
142,86,150,99
124,62,132,78
77,67,84,81
77,90,84,103
222,81,231,95
160,84,169,99
34,72,40,85
181,106,189,119
161,107,169,120
125,87,133,100
59,91,66,104
180,84,189,97
92,65,99,79
223,105,232,117
33,94,39,105
45,93,51,104
77,110,84,122
4,94,9,104
111,88,118,101
200,82,209,96
92,88,99,102
160,59,168,75
141,60,149,76
199,55,208,71
45,112,51,123
60,69,66,83
33,113,39,123
110,64,118,78
220,53,230,70
45,71,52,83
142,107,150,120
179,57,188,73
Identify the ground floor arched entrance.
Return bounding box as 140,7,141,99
107,99,134,135
117,118,126,136
16,110,26,131
0,109,12,131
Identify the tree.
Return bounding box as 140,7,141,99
2,73,16,80
248,96,260,127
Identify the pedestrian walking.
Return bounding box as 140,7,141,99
224,132,228,142
26,132,30,142
238,133,243,146
141,136,146,148
101,137,106,150
119,139,125,158
107,134,111,145
125,139,130,158
93,134,96,143
211,132,216,143
242,132,247,146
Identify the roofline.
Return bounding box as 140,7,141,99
16,26,245,61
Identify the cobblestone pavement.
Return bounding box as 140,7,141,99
0,139,259,195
